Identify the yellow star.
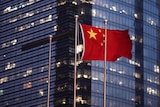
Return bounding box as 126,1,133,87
87,29,97,40
98,29,101,33
101,42,103,46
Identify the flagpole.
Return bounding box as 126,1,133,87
74,15,79,107
47,35,52,107
104,20,108,107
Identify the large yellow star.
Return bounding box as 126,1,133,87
87,29,97,40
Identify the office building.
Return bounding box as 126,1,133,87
0,0,160,107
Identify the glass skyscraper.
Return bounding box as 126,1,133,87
0,0,160,107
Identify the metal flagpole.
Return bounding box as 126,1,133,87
47,35,52,107
104,20,108,107
74,15,79,107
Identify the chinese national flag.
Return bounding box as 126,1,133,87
80,24,132,62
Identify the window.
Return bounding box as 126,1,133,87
1,39,17,48
154,65,159,73
17,15,52,31
134,72,141,78
39,89,44,96
0,77,8,84
23,82,32,89
76,95,87,104
5,62,16,70
23,68,32,77
147,87,159,96
0,90,4,95
3,0,41,14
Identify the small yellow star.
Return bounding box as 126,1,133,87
101,42,103,46
87,29,97,40
98,29,101,33
100,40,105,46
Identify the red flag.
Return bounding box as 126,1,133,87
80,24,132,62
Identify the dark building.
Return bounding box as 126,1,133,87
0,0,160,107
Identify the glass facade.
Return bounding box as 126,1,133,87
85,0,160,107
0,0,160,107
0,0,77,107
